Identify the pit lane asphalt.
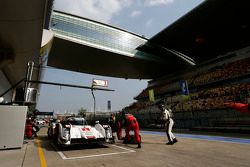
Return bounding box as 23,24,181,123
1,127,250,167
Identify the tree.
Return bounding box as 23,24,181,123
78,107,87,117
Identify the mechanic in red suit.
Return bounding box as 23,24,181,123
117,111,141,148
224,102,249,113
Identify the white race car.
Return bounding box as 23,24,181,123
52,117,114,146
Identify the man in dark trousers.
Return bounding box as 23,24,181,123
108,114,116,138
158,104,178,145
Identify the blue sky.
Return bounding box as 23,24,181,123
36,0,204,114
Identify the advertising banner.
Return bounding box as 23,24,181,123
148,89,155,101
92,79,108,87
179,80,189,95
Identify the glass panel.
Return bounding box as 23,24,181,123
51,12,149,56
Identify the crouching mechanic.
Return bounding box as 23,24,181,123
158,104,178,145
117,112,141,148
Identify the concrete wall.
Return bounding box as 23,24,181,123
133,108,250,132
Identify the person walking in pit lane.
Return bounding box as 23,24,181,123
117,111,141,148
158,104,178,145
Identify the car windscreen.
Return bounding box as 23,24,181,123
68,119,86,125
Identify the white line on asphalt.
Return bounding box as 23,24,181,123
111,144,136,151
57,151,67,159
51,143,136,160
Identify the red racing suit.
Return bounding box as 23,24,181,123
117,114,141,145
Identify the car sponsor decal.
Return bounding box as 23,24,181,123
81,127,90,131
81,127,95,138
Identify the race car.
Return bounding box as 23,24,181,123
50,117,114,146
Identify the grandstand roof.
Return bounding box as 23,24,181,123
139,0,250,65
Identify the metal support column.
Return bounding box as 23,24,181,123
23,61,34,104
91,88,96,122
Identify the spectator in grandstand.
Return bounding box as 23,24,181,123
158,104,178,145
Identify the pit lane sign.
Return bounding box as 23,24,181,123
92,79,108,87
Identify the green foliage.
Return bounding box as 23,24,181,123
78,107,86,117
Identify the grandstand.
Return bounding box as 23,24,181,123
127,46,250,132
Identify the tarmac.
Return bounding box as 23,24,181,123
1,127,250,167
